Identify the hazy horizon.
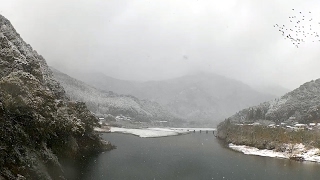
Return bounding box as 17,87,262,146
2,0,320,89
57,66,291,90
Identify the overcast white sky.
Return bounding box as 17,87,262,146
2,0,320,89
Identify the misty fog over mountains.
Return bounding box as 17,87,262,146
51,67,182,127
54,69,276,126
3,0,320,179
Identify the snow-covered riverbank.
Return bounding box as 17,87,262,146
109,127,189,138
229,143,320,163
94,127,110,133
98,127,215,138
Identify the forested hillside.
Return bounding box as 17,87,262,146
51,68,182,127
227,79,320,124
0,14,112,179
67,71,274,126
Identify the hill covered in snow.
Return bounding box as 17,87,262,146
217,78,320,158
0,14,112,179
51,68,182,127
65,71,274,126
226,79,320,124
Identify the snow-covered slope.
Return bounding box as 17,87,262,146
0,14,112,179
216,78,320,163
51,68,181,125
66,71,274,125
227,79,320,124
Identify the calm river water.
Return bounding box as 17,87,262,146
64,132,320,180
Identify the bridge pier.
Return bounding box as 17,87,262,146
185,129,216,134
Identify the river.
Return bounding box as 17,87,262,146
63,132,320,180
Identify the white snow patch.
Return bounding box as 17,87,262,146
170,128,216,131
110,127,193,138
229,143,320,163
229,144,287,158
94,127,110,133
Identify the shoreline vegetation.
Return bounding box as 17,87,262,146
217,120,320,163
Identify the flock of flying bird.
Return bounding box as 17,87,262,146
274,9,320,48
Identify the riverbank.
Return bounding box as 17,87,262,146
229,143,320,163
95,126,216,138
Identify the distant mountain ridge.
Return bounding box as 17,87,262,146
252,84,291,97
65,70,275,125
226,79,320,124
51,68,181,126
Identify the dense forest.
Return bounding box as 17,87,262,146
0,14,113,179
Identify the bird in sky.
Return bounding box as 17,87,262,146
274,10,320,48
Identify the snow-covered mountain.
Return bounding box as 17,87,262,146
226,79,320,124
51,68,182,127
0,14,112,179
65,71,274,126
